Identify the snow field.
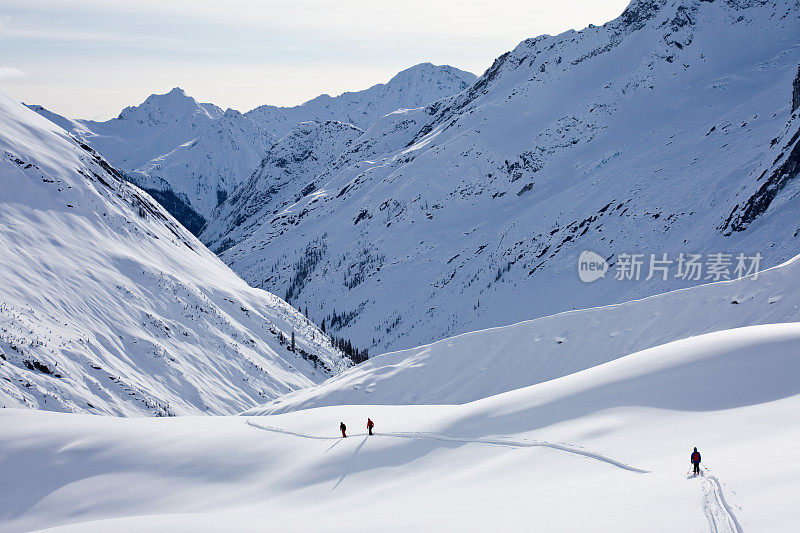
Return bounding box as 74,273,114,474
1,323,798,531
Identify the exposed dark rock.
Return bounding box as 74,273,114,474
721,127,800,232
23,359,54,375
353,208,372,225
620,0,663,31
517,183,535,196
216,189,228,207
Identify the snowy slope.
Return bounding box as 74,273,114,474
2,323,798,531
203,120,365,255
23,105,91,137
0,90,350,416
246,251,800,413
245,63,477,138
203,0,800,353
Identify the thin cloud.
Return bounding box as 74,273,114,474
0,67,26,80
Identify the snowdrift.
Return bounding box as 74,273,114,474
1,323,798,531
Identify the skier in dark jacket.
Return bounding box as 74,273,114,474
367,418,374,435
340,422,347,438
691,447,701,475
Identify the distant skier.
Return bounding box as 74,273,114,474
340,421,347,438
690,447,701,475
367,418,374,435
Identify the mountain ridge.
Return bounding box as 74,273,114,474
26,63,477,231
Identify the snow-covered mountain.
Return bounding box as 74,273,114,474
4,3,800,528
203,0,800,353
26,64,476,234
203,120,365,255
78,87,224,170
127,108,277,232
26,89,257,233
245,63,477,139
0,90,351,416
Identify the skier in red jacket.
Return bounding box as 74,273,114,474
690,447,701,475
367,418,374,435
340,421,347,438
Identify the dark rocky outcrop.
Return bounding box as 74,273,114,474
720,66,800,232
721,127,800,233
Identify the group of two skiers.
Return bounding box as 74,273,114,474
339,418,374,438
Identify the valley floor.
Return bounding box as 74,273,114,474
1,324,799,532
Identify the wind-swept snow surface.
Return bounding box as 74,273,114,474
1,324,799,531
0,91,349,416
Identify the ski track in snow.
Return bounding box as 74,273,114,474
248,419,747,530
245,419,649,474
699,467,744,533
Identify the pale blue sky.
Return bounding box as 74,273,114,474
0,0,630,120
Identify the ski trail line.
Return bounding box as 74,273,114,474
700,468,744,533
245,419,648,474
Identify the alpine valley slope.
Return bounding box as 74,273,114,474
203,0,800,353
1,323,798,531
0,90,351,417
247,251,800,414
